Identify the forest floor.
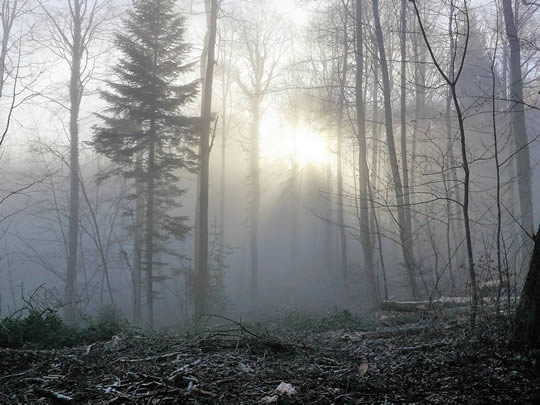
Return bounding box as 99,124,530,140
0,314,539,404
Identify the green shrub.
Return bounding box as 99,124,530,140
0,309,77,349
0,307,125,349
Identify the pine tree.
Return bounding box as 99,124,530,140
93,0,198,326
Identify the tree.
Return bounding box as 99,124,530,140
235,5,285,303
411,0,479,325
93,0,198,326
193,0,217,318
354,0,377,309
501,0,534,236
0,0,35,150
510,225,540,348
372,0,418,299
336,0,349,284
40,0,112,324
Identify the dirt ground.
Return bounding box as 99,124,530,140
0,317,539,404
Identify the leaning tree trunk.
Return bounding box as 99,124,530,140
372,0,418,299
510,225,540,349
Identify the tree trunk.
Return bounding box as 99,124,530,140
194,0,217,318
502,0,534,235
145,119,156,327
372,0,418,299
355,0,377,309
411,10,425,269
249,96,261,305
336,6,348,283
64,0,82,325
133,156,144,325
450,82,478,326
324,156,333,272
446,0,464,274
217,43,229,276
400,0,410,214
510,225,540,349
410,0,478,325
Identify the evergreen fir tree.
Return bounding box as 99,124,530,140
93,0,198,326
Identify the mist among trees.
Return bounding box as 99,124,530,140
0,0,540,352
2,0,540,402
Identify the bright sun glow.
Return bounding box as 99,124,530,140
261,124,330,167
294,127,329,166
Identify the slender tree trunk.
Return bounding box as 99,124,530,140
400,0,410,214
502,0,533,235
411,10,425,257
444,3,457,292
133,157,144,325
336,7,349,283
369,57,388,299
372,0,418,299
324,158,333,272
217,52,228,274
451,82,478,325
145,119,156,327
355,0,377,308
0,14,10,98
369,53,379,241
64,0,82,325
290,154,298,275
194,0,217,317
370,56,379,209
490,40,504,313
249,96,261,305
411,0,478,325
446,0,464,272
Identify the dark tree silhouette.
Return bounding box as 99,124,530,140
93,0,198,326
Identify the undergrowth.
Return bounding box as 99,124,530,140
0,307,125,350
264,309,376,334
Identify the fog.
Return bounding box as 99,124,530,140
0,0,539,328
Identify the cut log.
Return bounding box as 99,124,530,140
380,297,470,313
479,279,509,297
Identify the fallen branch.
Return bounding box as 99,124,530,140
34,387,74,403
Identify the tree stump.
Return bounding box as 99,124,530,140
510,224,540,349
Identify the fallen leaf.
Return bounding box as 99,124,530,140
195,387,217,398
238,362,254,373
261,395,278,403
359,362,369,376
275,382,296,396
